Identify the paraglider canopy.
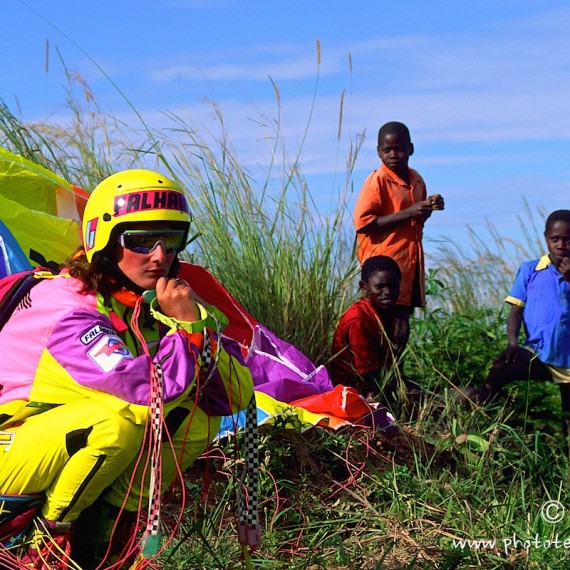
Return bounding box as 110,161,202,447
0,148,88,276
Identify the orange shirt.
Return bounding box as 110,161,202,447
353,164,426,306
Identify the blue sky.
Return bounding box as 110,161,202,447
2,0,570,259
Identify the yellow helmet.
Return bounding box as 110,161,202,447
82,169,191,262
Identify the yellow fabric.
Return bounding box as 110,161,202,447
149,299,229,335
534,254,551,271
104,404,220,510
0,399,57,429
505,295,525,308
0,147,74,215
545,364,570,384
0,147,85,268
254,391,334,430
0,193,81,268
29,349,150,425
0,399,142,522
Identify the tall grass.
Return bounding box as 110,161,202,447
1,66,361,363
0,70,126,189
427,200,548,312
1,71,569,569
151,109,360,363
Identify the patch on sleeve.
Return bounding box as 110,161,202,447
87,334,133,372
80,325,116,345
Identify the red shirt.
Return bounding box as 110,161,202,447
353,164,426,306
329,297,395,394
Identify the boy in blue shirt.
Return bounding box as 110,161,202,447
470,210,570,431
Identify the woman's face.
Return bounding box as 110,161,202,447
115,222,181,290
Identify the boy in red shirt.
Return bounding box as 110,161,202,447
330,255,413,399
353,122,444,352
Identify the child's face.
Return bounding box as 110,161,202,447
545,220,570,269
377,132,413,177
361,270,401,312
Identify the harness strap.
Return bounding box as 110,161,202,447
237,395,261,550
131,298,164,558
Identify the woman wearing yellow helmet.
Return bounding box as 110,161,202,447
0,170,254,568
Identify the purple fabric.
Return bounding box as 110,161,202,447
245,325,333,402
1,275,199,406
357,407,398,432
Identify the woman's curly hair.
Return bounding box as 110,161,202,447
62,247,119,299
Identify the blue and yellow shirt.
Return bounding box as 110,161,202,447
506,255,570,368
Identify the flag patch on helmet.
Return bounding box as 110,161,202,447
85,218,98,251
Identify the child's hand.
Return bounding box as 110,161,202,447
428,194,445,211
560,256,570,282
495,344,519,364
409,200,435,221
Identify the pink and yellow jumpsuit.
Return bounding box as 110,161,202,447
0,273,253,522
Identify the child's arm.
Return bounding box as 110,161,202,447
357,198,438,234
500,304,524,363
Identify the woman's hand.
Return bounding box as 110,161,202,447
155,276,200,322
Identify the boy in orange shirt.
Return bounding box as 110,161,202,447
353,121,444,350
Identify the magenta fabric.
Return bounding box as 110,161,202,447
245,325,334,400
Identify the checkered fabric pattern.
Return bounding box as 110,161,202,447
238,396,259,528
190,315,221,403
143,361,163,553
201,331,213,373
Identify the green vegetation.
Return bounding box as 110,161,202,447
1,72,569,569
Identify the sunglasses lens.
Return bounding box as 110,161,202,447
119,231,186,254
